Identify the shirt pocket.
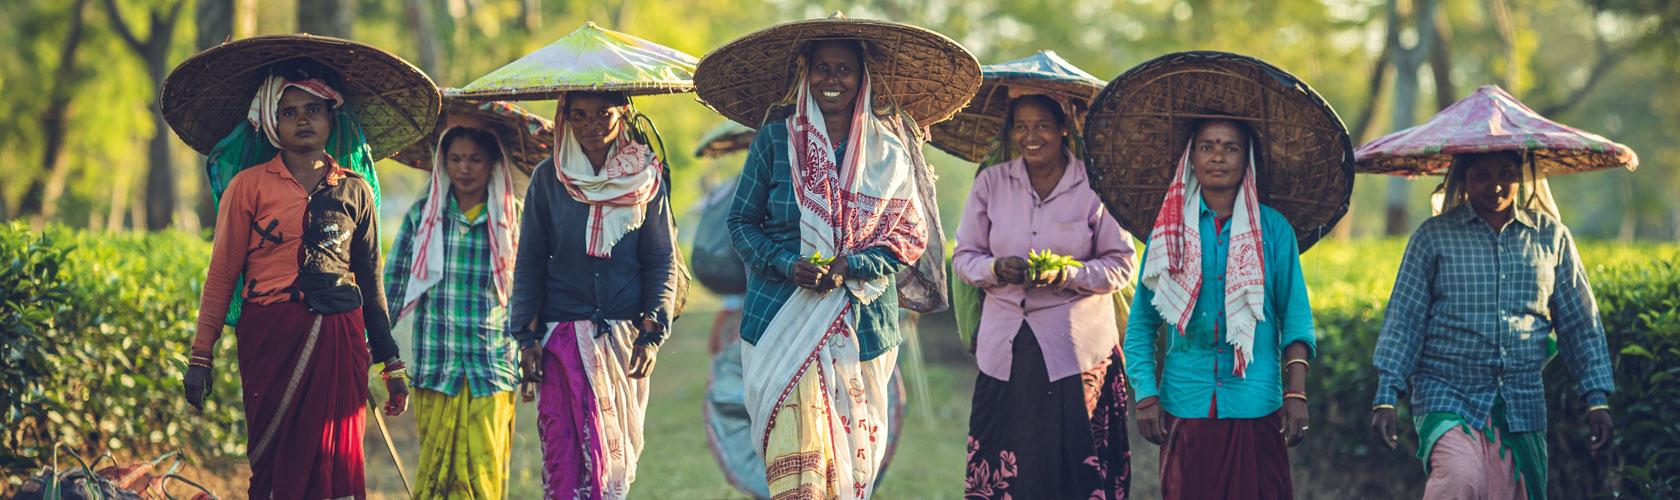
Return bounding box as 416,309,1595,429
1048,219,1094,258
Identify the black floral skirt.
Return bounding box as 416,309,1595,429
965,324,1131,500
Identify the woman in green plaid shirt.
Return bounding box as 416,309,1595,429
385,126,524,499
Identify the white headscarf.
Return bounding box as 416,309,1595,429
1434,152,1561,219
246,75,344,149
551,94,664,258
400,126,520,316
1139,129,1267,377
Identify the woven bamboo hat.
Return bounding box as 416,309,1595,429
1084,51,1353,251
929,50,1105,163
1355,85,1638,176
159,34,440,160
694,12,981,127
455,22,699,100
388,91,555,174
693,120,757,158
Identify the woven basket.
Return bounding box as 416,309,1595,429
694,14,981,128
159,34,440,160
388,93,554,175
929,51,1104,163
1084,51,1353,251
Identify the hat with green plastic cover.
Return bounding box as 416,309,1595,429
455,22,700,100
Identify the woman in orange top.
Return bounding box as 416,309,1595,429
181,71,409,499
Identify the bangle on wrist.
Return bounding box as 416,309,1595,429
1283,390,1307,402
1587,404,1609,412
1136,397,1158,410
1372,404,1395,412
1284,359,1309,371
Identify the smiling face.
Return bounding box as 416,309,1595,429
1189,120,1250,193
560,93,628,154
806,40,864,118
445,134,494,199
1008,97,1067,167
1460,153,1521,216
274,88,332,152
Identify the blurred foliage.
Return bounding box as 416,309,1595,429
0,0,1676,241
1297,238,1680,498
0,223,245,481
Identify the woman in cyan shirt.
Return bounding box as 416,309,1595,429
1125,119,1316,500
953,94,1137,499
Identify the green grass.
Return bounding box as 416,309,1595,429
362,294,987,499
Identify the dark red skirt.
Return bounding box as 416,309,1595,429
236,300,370,500
1159,411,1293,500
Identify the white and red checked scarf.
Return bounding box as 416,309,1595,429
552,97,663,258
246,75,344,149
400,126,520,316
1139,137,1266,377
742,74,928,500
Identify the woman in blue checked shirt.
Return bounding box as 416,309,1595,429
385,125,523,498
1371,151,1615,500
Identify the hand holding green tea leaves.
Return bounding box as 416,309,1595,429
1027,249,1082,287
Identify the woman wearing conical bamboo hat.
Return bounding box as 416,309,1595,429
695,12,979,499
457,22,695,499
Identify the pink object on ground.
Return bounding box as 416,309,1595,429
1423,424,1527,500
1355,85,1638,176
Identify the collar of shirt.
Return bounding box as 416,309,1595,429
444,194,487,227
1002,150,1086,203
1196,197,1235,236
1451,203,1537,231
262,153,347,187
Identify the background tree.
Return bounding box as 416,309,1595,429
102,0,185,231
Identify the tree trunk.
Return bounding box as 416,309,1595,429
1428,8,1456,110
196,0,232,48
18,0,90,224
517,0,540,31
194,0,234,229
236,0,257,37
144,96,176,231
1383,0,1440,236
297,0,354,38
403,0,441,81
102,0,184,230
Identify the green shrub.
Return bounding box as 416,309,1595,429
1298,239,1680,499
0,223,243,479
0,224,73,472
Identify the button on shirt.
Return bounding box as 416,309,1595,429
1372,205,1613,433
384,195,520,396
1125,200,1316,420
952,154,1137,382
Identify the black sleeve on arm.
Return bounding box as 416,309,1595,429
353,182,398,364
637,181,680,342
510,169,554,345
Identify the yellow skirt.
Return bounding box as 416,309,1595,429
765,370,842,500
412,380,516,500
